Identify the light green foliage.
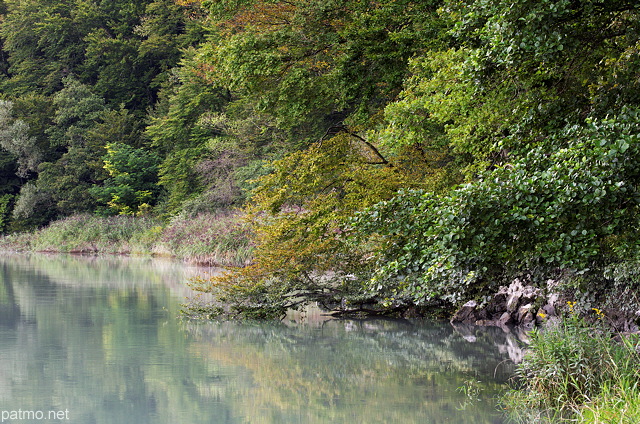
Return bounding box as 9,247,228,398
11,181,56,229
46,76,106,147
380,48,533,165
379,0,640,169
90,143,161,215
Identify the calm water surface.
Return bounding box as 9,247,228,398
0,254,524,423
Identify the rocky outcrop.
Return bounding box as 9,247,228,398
450,279,559,328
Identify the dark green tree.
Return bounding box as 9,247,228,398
0,0,87,94
80,0,205,113
13,78,144,223
146,50,231,215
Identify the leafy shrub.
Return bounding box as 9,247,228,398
90,143,161,216
352,108,640,310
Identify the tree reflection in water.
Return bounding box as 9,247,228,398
0,254,522,424
185,311,524,423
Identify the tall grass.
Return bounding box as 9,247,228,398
0,212,254,267
501,310,640,423
31,214,160,253
150,212,254,266
576,378,640,423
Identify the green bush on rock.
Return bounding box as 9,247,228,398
351,108,640,312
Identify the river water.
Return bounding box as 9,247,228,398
0,254,524,423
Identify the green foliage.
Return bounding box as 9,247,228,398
378,0,640,171
0,194,13,233
0,0,205,224
191,134,410,318
0,0,87,94
0,149,20,196
379,47,533,166
146,56,229,214
0,0,195,111
183,0,462,318
90,143,161,215
7,78,157,226
80,0,204,112
46,76,106,147
198,0,442,135
0,99,41,177
574,381,640,423
11,181,56,229
183,0,640,319
37,146,104,215
353,108,640,308
11,79,111,221
451,0,640,101
8,93,57,173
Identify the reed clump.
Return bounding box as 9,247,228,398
501,305,640,423
30,214,159,253
0,212,253,267
150,212,254,266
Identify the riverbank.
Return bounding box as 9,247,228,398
450,280,640,423
3,214,639,422
501,310,640,423
0,213,253,267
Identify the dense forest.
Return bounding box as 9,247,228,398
1,0,640,318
